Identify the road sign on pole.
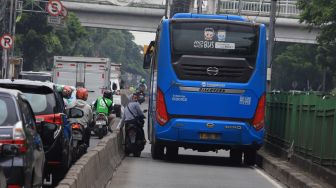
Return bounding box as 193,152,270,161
47,16,66,29
46,0,63,16
0,34,14,49
61,6,68,18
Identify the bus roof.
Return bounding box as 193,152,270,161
172,13,248,22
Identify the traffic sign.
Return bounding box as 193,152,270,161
47,16,62,25
0,34,14,49
61,6,68,18
47,16,66,29
46,0,63,16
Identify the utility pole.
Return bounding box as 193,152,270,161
268,0,277,67
267,0,277,90
237,0,242,15
165,0,173,18
207,0,218,14
197,0,202,13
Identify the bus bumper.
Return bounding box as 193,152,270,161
155,118,264,151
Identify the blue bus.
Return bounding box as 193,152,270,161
143,13,267,165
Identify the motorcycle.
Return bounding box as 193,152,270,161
93,113,108,139
67,108,88,162
125,110,147,157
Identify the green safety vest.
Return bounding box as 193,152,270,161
96,97,113,115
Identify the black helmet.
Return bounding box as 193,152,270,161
103,90,113,99
132,92,140,97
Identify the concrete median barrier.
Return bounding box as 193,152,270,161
57,119,124,188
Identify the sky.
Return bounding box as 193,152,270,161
130,31,156,46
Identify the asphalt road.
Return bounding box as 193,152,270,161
106,102,285,188
88,133,109,150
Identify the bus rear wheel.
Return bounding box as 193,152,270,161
244,149,257,166
166,146,178,160
151,143,164,160
230,149,242,165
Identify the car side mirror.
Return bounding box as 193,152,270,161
1,144,19,157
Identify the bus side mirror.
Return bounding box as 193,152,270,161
143,54,151,69
143,40,155,69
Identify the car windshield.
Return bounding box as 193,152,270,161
23,93,56,115
0,96,18,126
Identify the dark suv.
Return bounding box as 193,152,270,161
0,88,45,187
0,79,73,184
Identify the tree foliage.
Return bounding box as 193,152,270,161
298,0,336,45
271,44,333,91
297,0,336,83
15,13,87,70
14,12,146,78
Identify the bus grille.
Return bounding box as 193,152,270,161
172,56,254,83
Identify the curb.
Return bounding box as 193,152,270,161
257,149,332,188
56,119,124,188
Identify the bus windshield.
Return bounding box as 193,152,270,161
171,21,259,63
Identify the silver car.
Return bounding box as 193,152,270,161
0,88,45,188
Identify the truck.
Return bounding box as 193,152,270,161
53,56,111,104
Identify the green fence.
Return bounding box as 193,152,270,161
266,92,336,166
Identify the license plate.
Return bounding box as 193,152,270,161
98,125,102,128
73,134,82,140
96,121,106,125
199,133,220,140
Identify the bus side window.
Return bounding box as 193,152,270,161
153,26,161,71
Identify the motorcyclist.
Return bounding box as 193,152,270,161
123,93,146,142
93,90,115,131
56,85,72,98
67,88,93,147
136,78,147,93
57,85,75,109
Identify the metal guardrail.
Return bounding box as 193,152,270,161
266,92,336,167
63,0,301,18
219,0,300,18
63,0,165,9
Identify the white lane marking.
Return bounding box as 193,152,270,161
253,167,284,188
